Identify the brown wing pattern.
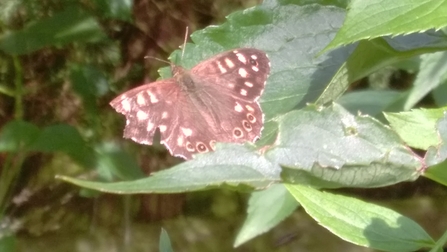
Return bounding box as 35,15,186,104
110,48,270,159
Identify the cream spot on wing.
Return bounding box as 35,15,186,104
228,83,235,88
238,68,248,78
252,66,259,72
147,121,154,131
159,125,167,132
147,91,158,103
121,100,131,112
136,111,148,120
236,53,247,64
251,55,258,60
137,94,146,105
177,136,184,146
162,111,168,119
234,102,243,112
244,81,253,87
245,105,254,112
240,89,247,96
225,58,235,68
181,127,193,136
217,61,227,73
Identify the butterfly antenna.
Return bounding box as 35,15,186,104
181,26,189,60
144,56,171,65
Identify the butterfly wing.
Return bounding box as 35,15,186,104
110,79,180,147
110,48,270,160
191,48,270,100
110,77,223,159
185,48,270,144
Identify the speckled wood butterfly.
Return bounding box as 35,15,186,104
110,48,270,159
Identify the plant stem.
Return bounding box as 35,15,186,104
13,56,23,120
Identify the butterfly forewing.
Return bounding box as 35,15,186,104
110,48,270,159
191,48,269,100
110,80,179,146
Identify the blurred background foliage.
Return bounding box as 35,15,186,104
0,0,265,251
0,0,446,252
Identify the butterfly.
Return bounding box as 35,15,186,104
110,48,270,159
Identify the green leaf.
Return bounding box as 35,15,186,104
317,35,445,106
0,234,17,252
405,51,447,110
165,3,349,119
70,64,109,121
0,5,107,55
0,121,97,170
267,104,421,188
159,228,174,252
286,184,435,252
88,2,352,191
28,124,96,168
0,120,40,152
338,90,402,116
155,2,352,168
234,184,299,247
429,229,447,252
384,107,447,150
70,64,109,98
63,100,425,192
425,161,447,187
424,113,447,186
58,144,281,193
433,81,447,107
325,0,447,51
95,142,145,181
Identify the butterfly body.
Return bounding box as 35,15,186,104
110,48,270,159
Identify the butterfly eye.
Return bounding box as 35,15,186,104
186,142,195,152
249,58,257,66
242,120,252,131
247,113,256,123
209,140,216,150
233,128,243,138
196,142,208,152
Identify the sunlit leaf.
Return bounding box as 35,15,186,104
286,184,435,252
385,107,447,150
234,184,299,247
267,104,421,188
325,0,447,51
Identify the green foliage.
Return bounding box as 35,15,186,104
385,108,447,150
234,184,299,247
286,184,435,252
1,0,447,251
0,234,16,252
0,5,107,55
324,0,447,52
159,228,174,252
